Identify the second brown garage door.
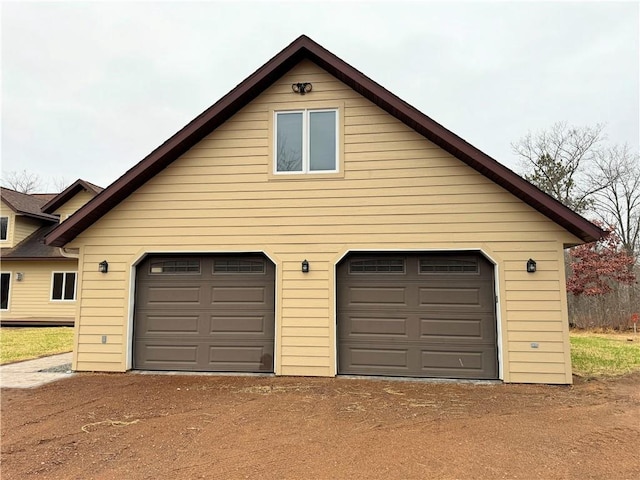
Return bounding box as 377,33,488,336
134,254,275,372
337,252,498,379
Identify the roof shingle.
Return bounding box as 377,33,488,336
2,223,67,259
1,188,58,221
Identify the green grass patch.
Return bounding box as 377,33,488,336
570,332,640,377
0,327,74,365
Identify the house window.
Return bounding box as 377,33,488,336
51,272,76,301
0,217,8,241
275,109,338,173
1,273,10,310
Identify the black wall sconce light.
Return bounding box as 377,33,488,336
526,258,537,273
292,82,312,95
301,259,310,273
16,272,24,281
99,260,109,274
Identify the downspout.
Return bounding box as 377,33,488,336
59,247,79,259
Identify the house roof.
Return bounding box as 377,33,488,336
45,35,606,247
2,223,68,260
1,187,58,222
41,179,104,214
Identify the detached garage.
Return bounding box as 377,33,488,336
45,36,604,384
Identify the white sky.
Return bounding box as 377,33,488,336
1,0,638,191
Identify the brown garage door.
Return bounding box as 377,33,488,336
337,252,497,379
134,254,275,372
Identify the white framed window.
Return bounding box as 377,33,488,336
0,217,8,241
274,109,338,174
51,271,77,301
1,272,10,310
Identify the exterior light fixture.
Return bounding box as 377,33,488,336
292,82,312,95
99,260,109,274
301,259,310,273
16,272,23,281
526,258,536,273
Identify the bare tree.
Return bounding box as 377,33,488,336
512,122,607,213
514,123,639,329
50,176,72,192
591,145,640,259
1,170,44,193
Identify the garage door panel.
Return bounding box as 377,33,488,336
419,287,481,306
211,286,267,304
348,287,407,306
420,317,482,339
421,348,496,378
420,314,495,341
341,346,410,371
345,316,408,337
209,344,273,371
134,254,275,373
143,286,202,304
210,314,273,336
139,314,200,334
136,344,199,366
338,252,498,379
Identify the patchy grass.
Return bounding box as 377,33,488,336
570,331,640,377
2,327,638,378
0,327,74,365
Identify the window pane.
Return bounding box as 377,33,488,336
0,217,7,241
1,273,9,310
276,113,303,172
350,259,405,274
52,273,64,300
150,260,200,274
214,259,265,273
309,111,336,171
420,258,479,274
64,273,76,300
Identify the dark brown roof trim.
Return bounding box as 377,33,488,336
41,179,103,214
45,35,605,247
17,212,58,222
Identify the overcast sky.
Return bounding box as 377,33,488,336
1,1,638,191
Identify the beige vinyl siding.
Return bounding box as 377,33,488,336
0,201,43,248
54,190,95,221
70,60,579,382
12,216,43,245
0,260,78,322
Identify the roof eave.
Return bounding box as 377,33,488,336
41,179,102,214
16,211,59,222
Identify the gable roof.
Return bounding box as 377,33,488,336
41,179,104,214
45,35,605,247
1,187,58,222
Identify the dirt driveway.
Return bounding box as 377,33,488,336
2,372,639,480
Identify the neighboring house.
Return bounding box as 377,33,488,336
1,180,103,326
45,36,605,384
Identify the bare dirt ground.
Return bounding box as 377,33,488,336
2,372,639,480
